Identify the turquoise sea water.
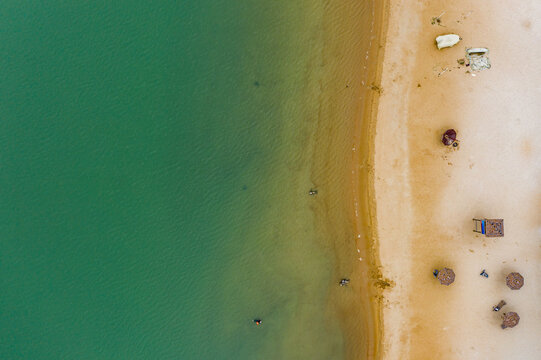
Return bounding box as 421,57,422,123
0,1,372,359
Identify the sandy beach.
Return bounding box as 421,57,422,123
373,0,541,358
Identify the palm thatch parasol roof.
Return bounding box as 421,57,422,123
437,268,455,285
501,312,520,329
506,272,524,290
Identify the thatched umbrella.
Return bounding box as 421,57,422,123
441,129,457,146
506,272,524,290
437,267,455,285
501,312,520,329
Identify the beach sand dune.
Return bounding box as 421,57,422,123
374,1,541,358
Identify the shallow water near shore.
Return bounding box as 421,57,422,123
0,1,376,359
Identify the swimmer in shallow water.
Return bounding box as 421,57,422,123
254,319,262,325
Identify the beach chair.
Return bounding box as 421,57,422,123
473,218,504,237
466,48,491,71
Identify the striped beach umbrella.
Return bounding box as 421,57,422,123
506,272,524,290
437,267,455,286
501,312,520,329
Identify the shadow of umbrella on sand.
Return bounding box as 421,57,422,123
501,312,520,329
437,268,455,286
506,272,524,290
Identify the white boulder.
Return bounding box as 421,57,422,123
436,34,460,49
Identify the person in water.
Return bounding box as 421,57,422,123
253,319,262,325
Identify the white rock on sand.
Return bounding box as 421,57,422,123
435,34,460,49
